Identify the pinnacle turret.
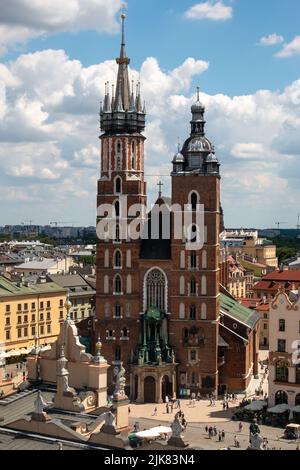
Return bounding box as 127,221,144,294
100,13,146,134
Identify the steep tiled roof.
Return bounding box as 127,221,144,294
262,270,300,282
220,293,260,329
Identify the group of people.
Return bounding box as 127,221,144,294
255,388,267,400
205,425,226,442
207,393,216,406
164,395,181,414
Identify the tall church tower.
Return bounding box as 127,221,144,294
96,14,147,381
170,89,221,396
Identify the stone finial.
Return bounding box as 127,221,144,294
93,336,106,364
64,297,72,321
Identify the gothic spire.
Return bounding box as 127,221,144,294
114,13,131,112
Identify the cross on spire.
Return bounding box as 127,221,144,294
196,86,200,102
157,180,163,198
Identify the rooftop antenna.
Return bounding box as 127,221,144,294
157,180,163,198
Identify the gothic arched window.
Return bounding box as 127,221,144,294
114,250,122,268
191,192,198,211
122,327,128,338
190,304,196,320
114,275,122,294
115,177,122,194
116,140,122,169
190,251,197,268
190,277,196,296
114,200,120,218
115,304,121,318
115,223,120,242
131,141,136,169
146,269,166,312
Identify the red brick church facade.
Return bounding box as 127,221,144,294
95,16,259,403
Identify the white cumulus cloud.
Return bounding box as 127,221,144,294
0,47,300,227
0,0,123,56
259,33,284,46
185,1,233,21
276,36,300,58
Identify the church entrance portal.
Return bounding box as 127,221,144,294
144,376,156,403
162,375,172,401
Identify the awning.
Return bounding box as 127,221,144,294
135,430,161,438
267,404,290,414
245,400,267,411
218,335,229,348
3,348,30,358
150,426,172,434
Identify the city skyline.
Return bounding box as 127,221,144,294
0,0,300,228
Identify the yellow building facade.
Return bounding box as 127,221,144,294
0,276,67,357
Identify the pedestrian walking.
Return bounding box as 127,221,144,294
222,430,225,442
205,425,208,434
152,406,157,416
166,403,169,414
239,422,243,432
226,402,229,410
213,426,217,436
218,431,222,442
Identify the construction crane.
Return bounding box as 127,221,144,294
50,221,78,227
275,222,287,230
24,220,33,226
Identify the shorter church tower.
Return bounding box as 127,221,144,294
170,88,221,396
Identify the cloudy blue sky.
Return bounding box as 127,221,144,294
0,0,299,228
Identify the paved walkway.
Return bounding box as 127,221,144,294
129,399,234,424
